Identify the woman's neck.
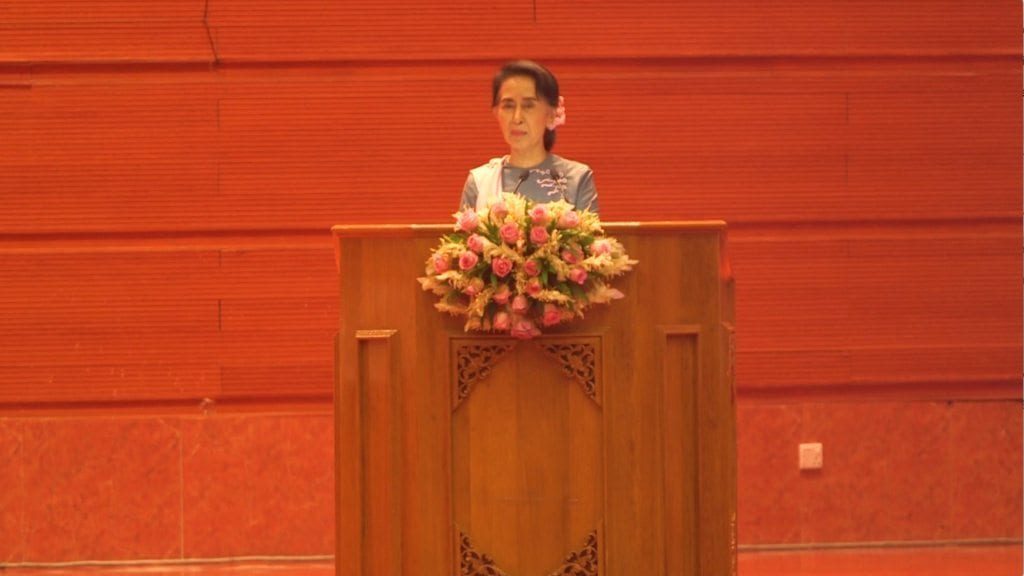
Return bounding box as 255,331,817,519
508,148,548,169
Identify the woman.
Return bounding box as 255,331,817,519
460,60,599,213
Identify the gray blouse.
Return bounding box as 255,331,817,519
460,154,599,213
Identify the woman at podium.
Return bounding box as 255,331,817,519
460,60,600,213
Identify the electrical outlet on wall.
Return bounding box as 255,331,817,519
799,442,823,470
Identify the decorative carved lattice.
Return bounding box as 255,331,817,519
537,342,599,404
458,530,599,576
459,530,509,576
547,531,599,576
454,342,516,409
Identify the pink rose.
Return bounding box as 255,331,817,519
557,210,580,229
523,259,540,277
490,200,509,221
590,239,612,256
529,204,551,225
511,294,529,314
530,225,549,244
561,249,577,264
432,254,449,274
492,284,511,305
457,209,479,233
568,267,588,285
510,318,540,340
458,251,479,270
542,303,562,327
466,234,485,254
499,222,520,245
462,277,484,297
492,311,511,331
526,278,543,297
491,256,513,278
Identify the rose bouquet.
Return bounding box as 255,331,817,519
418,192,637,339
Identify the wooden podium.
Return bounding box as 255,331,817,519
333,222,736,576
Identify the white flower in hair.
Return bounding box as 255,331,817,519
546,96,566,130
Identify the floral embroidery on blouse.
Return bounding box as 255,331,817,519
534,169,569,200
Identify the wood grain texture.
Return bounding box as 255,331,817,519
334,223,736,575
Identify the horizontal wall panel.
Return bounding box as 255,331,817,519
847,90,1022,217
0,248,336,307
0,25,211,64
0,87,217,158
7,1,1016,65
214,75,494,226
204,0,1018,62
207,1,531,62
537,1,1018,57
218,329,334,365
0,0,209,64
0,331,333,403
732,233,1022,346
571,78,1020,223
0,250,221,299
0,329,226,367
219,363,333,399
219,297,337,332
570,88,848,224
1,230,1017,401
218,249,337,298
844,236,1022,342
0,1,205,22
0,297,214,332
740,345,1020,391
730,229,1022,389
1,63,1017,231
0,247,337,404
0,86,218,232
0,364,221,405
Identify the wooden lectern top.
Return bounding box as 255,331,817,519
331,220,728,238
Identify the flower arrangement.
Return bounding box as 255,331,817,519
418,192,637,339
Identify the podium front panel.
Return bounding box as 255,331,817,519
333,222,736,576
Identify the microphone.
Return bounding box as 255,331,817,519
512,170,530,194
550,170,567,202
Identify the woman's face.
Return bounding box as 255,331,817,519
493,75,554,157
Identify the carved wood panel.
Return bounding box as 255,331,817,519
451,335,604,575
459,529,509,576
458,529,599,576
453,337,601,410
546,531,599,576
537,341,600,406
453,342,516,410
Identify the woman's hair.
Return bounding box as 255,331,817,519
492,60,560,151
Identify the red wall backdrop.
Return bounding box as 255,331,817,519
0,0,1020,563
